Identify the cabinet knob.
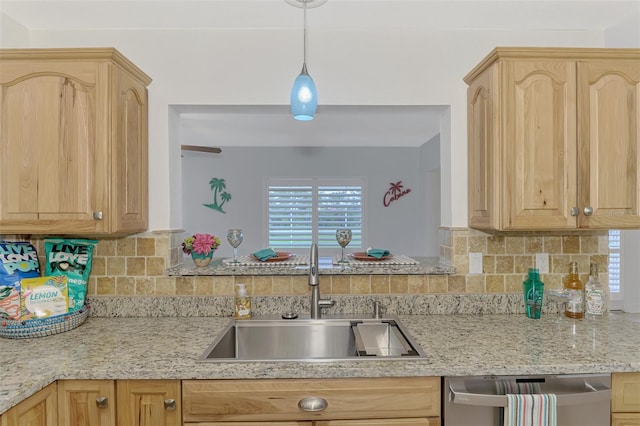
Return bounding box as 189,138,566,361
583,206,593,216
298,397,328,412
95,396,108,409
164,399,176,411
570,207,580,217
93,211,103,220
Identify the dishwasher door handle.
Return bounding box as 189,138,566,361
448,378,611,408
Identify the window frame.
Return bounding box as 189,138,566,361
264,176,367,256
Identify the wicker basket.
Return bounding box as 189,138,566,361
0,305,90,339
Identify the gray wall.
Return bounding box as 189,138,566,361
181,145,440,259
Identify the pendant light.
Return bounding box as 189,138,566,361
286,0,327,121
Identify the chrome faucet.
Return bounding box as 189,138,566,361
309,243,335,319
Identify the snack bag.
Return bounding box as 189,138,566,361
44,238,97,313
0,241,40,320
20,276,68,320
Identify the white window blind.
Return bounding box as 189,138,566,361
267,179,363,249
318,185,362,248
609,230,621,294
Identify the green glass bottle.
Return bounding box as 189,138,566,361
524,268,544,319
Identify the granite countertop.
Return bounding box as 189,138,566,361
1,313,639,414
166,256,455,276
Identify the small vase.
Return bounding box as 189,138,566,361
191,251,214,267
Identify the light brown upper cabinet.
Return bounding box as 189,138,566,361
0,48,151,235
465,47,640,231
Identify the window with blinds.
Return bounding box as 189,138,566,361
267,178,363,249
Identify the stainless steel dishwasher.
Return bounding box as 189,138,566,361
443,374,611,426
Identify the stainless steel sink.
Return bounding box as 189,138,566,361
199,317,427,362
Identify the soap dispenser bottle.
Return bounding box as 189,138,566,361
234,283,252,319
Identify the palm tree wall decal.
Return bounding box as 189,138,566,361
203,177,232,213
383,180,412,207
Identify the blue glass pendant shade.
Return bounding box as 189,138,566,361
290,63,317,121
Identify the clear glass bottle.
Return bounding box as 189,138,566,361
585,262,607,319
234,283,252,320
564,261,584,319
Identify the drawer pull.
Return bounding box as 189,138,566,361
298,397,328,412
164,399,176,411
95,396,108,409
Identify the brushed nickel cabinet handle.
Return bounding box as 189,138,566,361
164,399,176,411
298,397,328,411
95,396,108,409
93,211,103,220
583,206,593,216
570,207,580,217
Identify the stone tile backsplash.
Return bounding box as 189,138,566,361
2,227,609,297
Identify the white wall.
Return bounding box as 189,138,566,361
420,134,440,256
604,16,640,48
2,25,605,230
181,146,436,258
0,13,29,46
621,231,640,313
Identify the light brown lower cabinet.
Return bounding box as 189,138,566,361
612,372,640,426
58,380,116,426
186,423,312,426
182,377,440,426
191,421,438,426
3,379,180,426
116,380,181,426
0,382,57,426
612,413,640,426
316,419,439,426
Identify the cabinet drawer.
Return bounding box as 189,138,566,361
612,413,640,426
317,418,439,425
182,377,440,422
185,423,310,426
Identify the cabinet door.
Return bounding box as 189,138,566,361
0,382,57,426
0,60,106,234
109,66,149,233
612,372,640,413
467,63,499,230
317,418,439,426
116,380,181,426
577,60,640,228
57,380,115,426
502,60,578,230
612,413,640,426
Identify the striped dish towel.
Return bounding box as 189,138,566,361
504,394,557,426
496,380,541,395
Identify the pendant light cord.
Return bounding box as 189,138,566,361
303,2,308,65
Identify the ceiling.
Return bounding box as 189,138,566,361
177,105,447,147
3,0,636,147
1,0,638,31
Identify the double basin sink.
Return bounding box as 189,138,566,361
199,316,427,362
